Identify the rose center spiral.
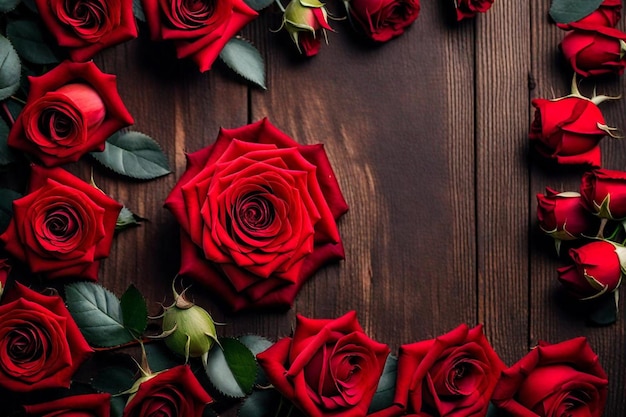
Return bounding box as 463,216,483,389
171,0,216,28
39,108,76,142
235,193,275,235
7,325,44,364
45,207,80,241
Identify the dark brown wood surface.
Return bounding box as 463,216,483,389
47,0,626,414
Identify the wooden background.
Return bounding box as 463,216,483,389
48,0,626,414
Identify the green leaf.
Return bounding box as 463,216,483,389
205,337,257,398
0,118,18,166
65,282,135,347
238,389,282,417
110,395,126,417
549,0,604,23
91,365,136,395
367,354,397,414
120,284,148,337
6,20,61,65
242,0,274,11
0,35,21,102
133,0,146,21
238,335,273,385
588,291,618,326
486,402,500,417
22,0,37,13
145,341,184,373
0,188,21,234
116,206,146,231
219,37,266,90
90,131,171,180
0,0,21,13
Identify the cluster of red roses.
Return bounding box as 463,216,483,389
532,1,626,310
252,311,607,417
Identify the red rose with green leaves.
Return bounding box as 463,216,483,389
0,282,93,392
123,365,212,417
0,165,122,281
492,338,608,417
346,0,420,42
24,393,111,417
34,0,137,61
142,0,258,71
164,118,348,311
257,311,390,417
8,61,134,167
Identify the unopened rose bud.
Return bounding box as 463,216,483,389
282,0,332,56
159,285,218,364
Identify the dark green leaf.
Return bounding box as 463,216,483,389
219,37,266,89
65,282,135,347
587,291,618,326
205,337,257,398
242,0,274,11
133,0,145,21
22,0,37,13
0,188,21,233
0,35,21,102
116,206,146,231
120,284,148,337
91,366,135,395
367,354,397,414
110,395,126,417
549,0,604,23
238,334,272,385
486,402,500,417
203,405,219,417
145,341,184,373
6,20,61,65
0,0,21,13
0,118,18,166
90,131,171,180
238,389,282,417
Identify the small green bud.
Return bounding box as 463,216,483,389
159,284,218,363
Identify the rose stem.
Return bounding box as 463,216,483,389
275,0,286,12
597,218,608,239
1,102,15,126
92,337,156,352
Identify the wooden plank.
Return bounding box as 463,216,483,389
246,2,477,349
475,2,531,364
529,2,626,414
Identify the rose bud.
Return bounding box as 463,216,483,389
123,365,212,417
156,284,218,364
282,0,332,56
141,0,257,71
454,0,495,21
345,0,420,42
492,337,607,417
581,168,626,222
537,188,595,253
8,61,134,167
257,311,389,417
374,324,504,417
34,0,137,61
529,80,618,168
557,240,625,299
557,0,622,29
560,23,626,77
24,393,111,417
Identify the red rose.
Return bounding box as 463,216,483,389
8,61,134,167
164,118,348,311
455,0,494,21
372,324,504,417
34,0,137,61
580,168,626,220
536,187,594,241
123,365,212,417
0,165,122,281
257,311,390,417
24,393,111,416
346,0,420,42
558,241,625,299
529,97,608,167
492,337,608,417
0,282,93,392
557,0,622,29
282,0,332,56
560,24,626,77
142,0,258,71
